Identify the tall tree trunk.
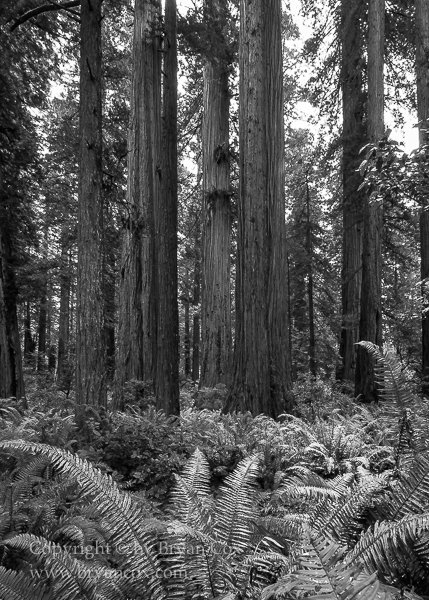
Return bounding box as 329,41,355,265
338,0,365,383
104,227,116,382
37,286,47,372
184,268,191,378
76,0,106,417
154,0,179,414
416,0,429,394
200,0,232,389
24,301,35,361
227,0,293,417
115,0,161,408
306,181,316,376
192,255,200,382
57,238,70,386
355,0,384,401
0,165,25,402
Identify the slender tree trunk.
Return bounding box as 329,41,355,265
37,286,47,372
306,181,316,376
0,171,25,402
200,0,232,389
227,0,293,417
57,238,70,385
115,0,161,407
355,0,384,401
192,256,200,382
338,0,365,383
184,268,191,378
154,0,179,414
104,228,116,382
75,0,106,416
192,314,200,382
24,301,35,362
416,0,429,393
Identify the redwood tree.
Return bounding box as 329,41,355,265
227,0,293,417
338,0,366,383
75,0,106,414
155,0,180,414
200,0,232,388
115,0,161,405
355,0,384,401
416,0,429,393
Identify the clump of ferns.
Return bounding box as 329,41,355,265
163,448,290,599
276,407,392,477
0,439,172,600
258,344,429,598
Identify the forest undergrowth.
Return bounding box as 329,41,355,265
1,343,429,599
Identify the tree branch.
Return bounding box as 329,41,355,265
10,0,81,32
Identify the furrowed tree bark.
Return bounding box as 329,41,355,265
155,0,179,414
75,0,106,419
115,0,161,407
227,0,293,417
355,0,384,401
338,0,366,383
200,0,232,389
416,0,429,394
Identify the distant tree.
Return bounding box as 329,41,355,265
227,0,293,417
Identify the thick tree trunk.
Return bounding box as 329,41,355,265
338,0,365,383
0,209,25,401
154,0,180,414
115,0,161,407
75,0,106,416
416,0,429,393
355,0,384,401
227,0,292,417
200,0,232,389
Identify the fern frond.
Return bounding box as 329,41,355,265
311,475,387,547
0,440,167,599
3,533,99,600
356,342,415,410
261,534,399,600
0,565,52,600
214,455,260,555
381,454,429,520
348,514,429,587
170,449,213,531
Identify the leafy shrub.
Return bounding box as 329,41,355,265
86,407,190,506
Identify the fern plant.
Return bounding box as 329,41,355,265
260,344,429,598
0,439,168,600
164,448,289,600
